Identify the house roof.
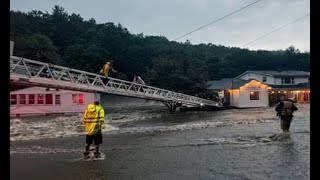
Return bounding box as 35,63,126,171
11,86,48,94
235,70,310,78
207,78,254,90
270,82,310,89
207,78,232,89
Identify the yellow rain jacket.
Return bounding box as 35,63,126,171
100,62,116,77
83,104,105,135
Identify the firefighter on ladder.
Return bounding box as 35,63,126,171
99,59,118,84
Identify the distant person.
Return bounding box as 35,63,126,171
83,100,105,158
100,60,118,83
275,94,298,132
133,73,145,85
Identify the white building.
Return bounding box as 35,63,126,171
207,70,310,108
236,71,310,104
10,87,99,117
208,79,269,108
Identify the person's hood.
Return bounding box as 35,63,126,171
87,104,98,112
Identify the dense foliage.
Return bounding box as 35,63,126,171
10,6,310,97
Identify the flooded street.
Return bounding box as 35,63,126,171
10,102,310,180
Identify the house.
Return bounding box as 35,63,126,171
236,71,310,104
207,70,310,108
208,78,270,108
10,86,99,117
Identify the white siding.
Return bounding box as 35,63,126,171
294,77,309,84
230,90,240,107
238,73,274,85
274,77,282,85
238,89,268,108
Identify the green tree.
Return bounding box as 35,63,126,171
13,34,62,64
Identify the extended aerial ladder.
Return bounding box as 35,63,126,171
10,56,223,112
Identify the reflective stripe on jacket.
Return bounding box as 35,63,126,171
84,104,105,135
280,101,293,116
275,99,298,118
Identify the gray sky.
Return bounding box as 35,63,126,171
10,0,310,52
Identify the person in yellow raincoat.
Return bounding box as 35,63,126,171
100,60,118,77
83,100,105,157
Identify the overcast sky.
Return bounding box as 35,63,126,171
10,0,310,52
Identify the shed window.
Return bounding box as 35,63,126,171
37,94,44,104
250,91,259,100
72,94,84,104
45,94,53,105
10,95,17,105
79,94,84,104
19,94,26,104
28,94,35,104
55,95,61,105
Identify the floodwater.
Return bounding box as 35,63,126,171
10,100,310,180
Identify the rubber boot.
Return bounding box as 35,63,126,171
83,144,90,158
94,145,101,157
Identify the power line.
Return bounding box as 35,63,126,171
172,0,264,41
242,13,310,47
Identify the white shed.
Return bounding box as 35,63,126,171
10,87,99,117
208,79,270,108
229,79,269,108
